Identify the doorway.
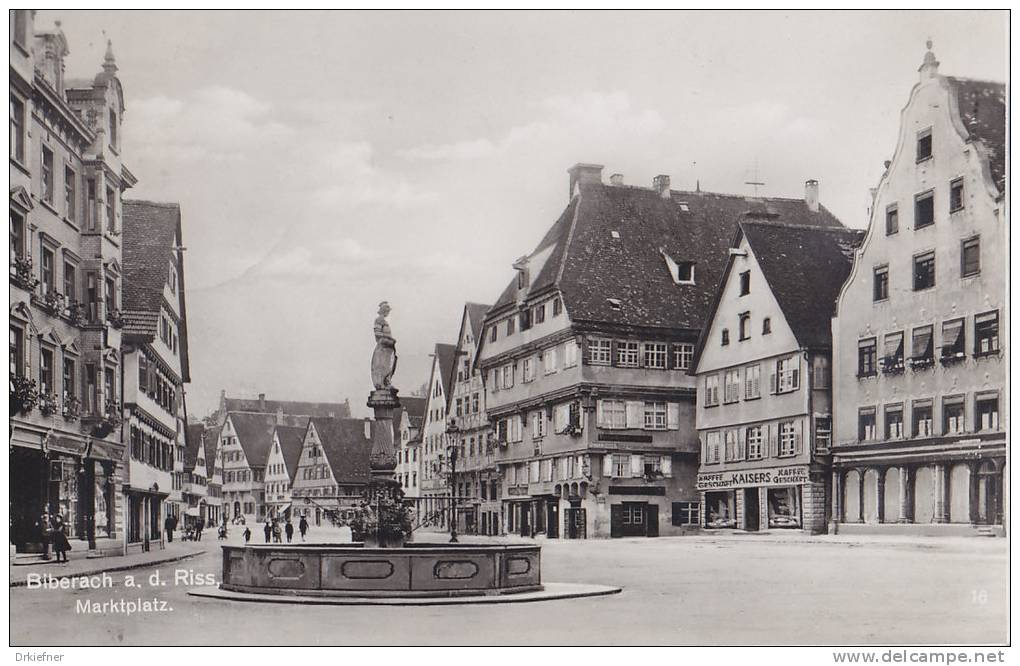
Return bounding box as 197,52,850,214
546,502,559,538
744,488,760,531
976,461,1002,524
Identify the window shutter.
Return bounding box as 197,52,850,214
768,424,778,458
625,401,643,429
630,454,642,477
738,427,747,460
667,403,680,430
662,455,672,477
769,371,777,395
580,336,590,365
596,400,606,427
794,420,803,455
792,367,800,390
138,356,148,393
603,454,613,477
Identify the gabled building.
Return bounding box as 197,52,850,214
290,418,374,526
9,13,136,553
218,412,276,523
264,424,306,520
831,44,1006,535
476,164,848,539
418,343,458,528
121,200,190,550
447,302,498,535
182,423,208,530
694,215,860,534
395,396,426,501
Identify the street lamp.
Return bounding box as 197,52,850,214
445,418,460,543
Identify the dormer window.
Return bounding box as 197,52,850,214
661,250,696,285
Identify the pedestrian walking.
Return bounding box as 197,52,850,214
164,514,176,543
263,520,272,543
243,526,251,543
298,515,308,542
50,514,72,563
285,520,294,543
36,511,52,561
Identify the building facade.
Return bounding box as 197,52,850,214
264,424,304,520
694,211,859,534
395,396,425,502
10,13,135,552
121,200,190,551
182,423,208,530
218,412,275,524
447,303,500,535
290,418,373,526
202,427,223,528
476,165,775,539
418,343,457,529
831,45,1006,535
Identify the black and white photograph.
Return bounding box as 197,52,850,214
6,8,1009,653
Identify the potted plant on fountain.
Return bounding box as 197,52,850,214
350,494,413,548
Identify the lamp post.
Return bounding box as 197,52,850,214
446,418,459,543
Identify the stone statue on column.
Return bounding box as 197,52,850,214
370,301,397,390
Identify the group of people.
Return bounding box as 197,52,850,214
36,511,72,563
241,515,309,543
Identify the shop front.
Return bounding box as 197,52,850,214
698,465,821,532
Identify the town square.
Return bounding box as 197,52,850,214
7,9,1008,650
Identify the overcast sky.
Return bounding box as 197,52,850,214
38,10,1007,419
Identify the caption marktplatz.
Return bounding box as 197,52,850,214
25,569,216,615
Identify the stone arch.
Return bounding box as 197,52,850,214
883,467,902,523
843,469,861,522
913,466,935,524
863,468,881,524
948,464,970,523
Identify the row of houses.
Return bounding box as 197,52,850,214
396,43,1005,539
9,12,193,554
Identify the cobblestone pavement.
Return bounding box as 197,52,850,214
9,529,1007,646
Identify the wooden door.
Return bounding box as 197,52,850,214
610,504,623,538
646,504,659,537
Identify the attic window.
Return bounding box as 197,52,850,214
661,250,696,285
606,298,622,311
610,231,620,239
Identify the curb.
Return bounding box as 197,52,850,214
10,549,207,587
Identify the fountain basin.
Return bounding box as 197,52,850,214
220,542,542,598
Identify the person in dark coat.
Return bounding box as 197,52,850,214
164,514,176,543
284,520,294,543
263,520,272,543
37,511,52,560
298,515,308,542
50,514,72,563
243,526,251,543
195,520,204,541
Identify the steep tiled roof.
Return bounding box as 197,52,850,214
273,425,307,484
948,77,1006,194
740,221,862,349
309,418,373,485
464,302,492,342
398,396,427,421
183,423,206,471
491,182,844,332
121,199,190,381
223,396,351,419
228,412,279,468
435,342,458,409
203,428,219,479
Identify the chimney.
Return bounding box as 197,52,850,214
609,173,624,186
567,163,604,199
258,393,266,411
805,179,819,213
653,174,671,199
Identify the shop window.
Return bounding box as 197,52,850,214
949,178,964,212
767,487,801,528
916,128,932,162
942,397,965,435
914,191,935,229
884,404,904,439
961,237,980,277
873,265,889,301
738,312,751,341
705,492,735,528
909,325,934,369
974,311,999,355
858,407,877,441
975,393,999,431
746,425,763,459
885,204,898,235
672,502,700,526
913,251,935,289
940,319,965,363
739,271,751,295
588,338,611,365
881,332,904,373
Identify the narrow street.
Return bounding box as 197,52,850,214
11,532,1007,646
